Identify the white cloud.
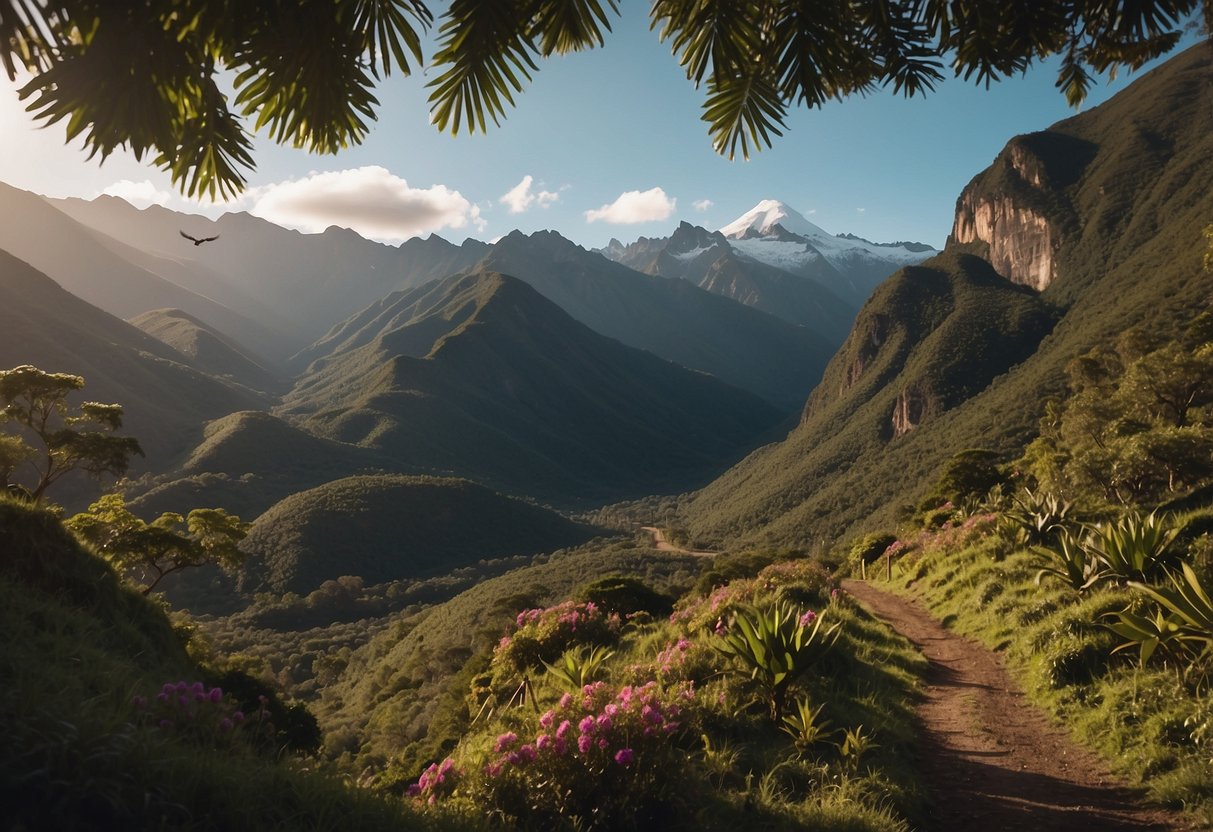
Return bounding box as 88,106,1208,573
98,179,172,209
248,166,483,242
692,199,714,212
500,175,561,214
585,187,676,224
856,207,866,213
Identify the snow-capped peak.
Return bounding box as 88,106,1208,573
718,199,830,240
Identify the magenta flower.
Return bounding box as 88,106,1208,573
558,692,573,710
578,716,596,735
540,709,555,729
799,610,817,627
219,718,233,731
208,687,223,703
577,734,593,754
494,731,519,752
614,748,635,766
555,719,571,739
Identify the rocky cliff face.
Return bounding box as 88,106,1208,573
952,141,1060,291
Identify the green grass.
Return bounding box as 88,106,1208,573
0,497,476,831
875,526,1213,825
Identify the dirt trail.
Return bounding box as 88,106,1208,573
640,526,717,557
841,579,1189,832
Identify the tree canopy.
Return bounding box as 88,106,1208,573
3,0,1207,198
0,364,143,502
67,493,248,595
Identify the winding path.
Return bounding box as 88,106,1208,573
640,526,718,557
841,579,1189,831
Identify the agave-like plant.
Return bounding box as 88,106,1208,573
1107,603,1184,665
1004,487,1074,546
542,644,615,692
1131,563,1213,663
779,697,836,750
1086,511,1179,584
1031,528,1107,591
714,600,839,720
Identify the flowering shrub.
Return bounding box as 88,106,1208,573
881,513,1001,570
455,680,698,827
495,601,624,674
406,758,460,804
672,558,835,634
132,680,270,749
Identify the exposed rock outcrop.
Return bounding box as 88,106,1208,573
952,140,1060,291
891,383,930,438
953,195,1056,291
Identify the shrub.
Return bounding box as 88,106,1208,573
438,680,697,828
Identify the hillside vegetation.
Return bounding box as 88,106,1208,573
238,475,604,595
684,44,1213,547
0,496,463,831
279,272,785,503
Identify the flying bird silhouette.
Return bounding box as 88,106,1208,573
180,230,220,246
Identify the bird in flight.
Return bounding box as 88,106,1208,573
180,230,220,246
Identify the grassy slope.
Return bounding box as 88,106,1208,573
874,519,1213,825
0,497,470,832
684,44,1213,548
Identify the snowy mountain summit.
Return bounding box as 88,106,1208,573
721,199,934,269
719,199,830,240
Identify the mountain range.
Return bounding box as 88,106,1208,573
10,40,1199,591
683,43,1213,546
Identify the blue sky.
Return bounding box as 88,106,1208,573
0,8,1199,250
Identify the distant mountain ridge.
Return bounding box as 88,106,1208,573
277,270,785,503
602,200,937,314
0,250,265,483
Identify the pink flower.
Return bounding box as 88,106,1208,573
799,610,817,627
553,737,567,756
208,687,223,703
219,718,233,731
558,693,573,710
578,716,596,735
555,719,572,739
536,733,552,751
539,709,555,729
494,731,519,752
578,734,593,754
614,748,634,766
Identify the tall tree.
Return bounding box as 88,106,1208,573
2,0,1206,198
0,365,143,503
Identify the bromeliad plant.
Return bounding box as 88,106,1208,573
713,601,838,720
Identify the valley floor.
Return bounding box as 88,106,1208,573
843,580,1187,831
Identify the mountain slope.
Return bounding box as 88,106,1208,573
238,475,602,594
464,230,833,409
0,250,265,479
129,308,284,393
280,271,785,502
54,196,489,350
684,44,1213,546
0,184,290,362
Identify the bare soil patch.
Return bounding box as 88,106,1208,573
842,579,1190,831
